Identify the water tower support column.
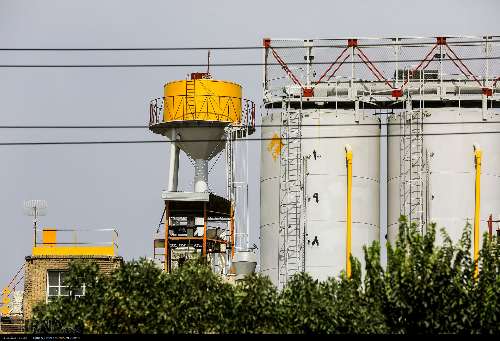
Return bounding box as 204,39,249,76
194,159,209,192
168,129,180,192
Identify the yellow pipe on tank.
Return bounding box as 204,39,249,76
345,145,353,279
163,79,242,123
473,144,482,280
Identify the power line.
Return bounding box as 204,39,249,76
1,120,500,129
1,56,499,68
1,39,499,51
1,130,500,146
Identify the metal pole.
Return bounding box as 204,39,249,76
246,124,250,250
33,207,37,247
164,201,170,272
168,129,179,192
439,43,443,96
203,203,207,257
350,45,355,98
230,204,235,259
488,214,493,240
395,37,399,88
345,145,353,279
485,36,489,86
263,38,270,96
305,40,312,87
473,144,482,280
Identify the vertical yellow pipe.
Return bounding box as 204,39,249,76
345,145,353,279
473,145,482,279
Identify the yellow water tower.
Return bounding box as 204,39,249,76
149,72,255,274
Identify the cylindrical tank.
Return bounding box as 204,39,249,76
261,109,380,285
387,108,500,246
163,79,242,123
151,78,243,161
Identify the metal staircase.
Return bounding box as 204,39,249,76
399,105,426,232
278,100,304,288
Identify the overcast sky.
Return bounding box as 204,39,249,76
1,0,498,288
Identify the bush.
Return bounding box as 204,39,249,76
30,218,499,334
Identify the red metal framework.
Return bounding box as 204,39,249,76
263,38,314,97
444,42,482,87
264,36,500,102
315,46,350,83
356,46,396,90
494,76,500,87
399,42,439,89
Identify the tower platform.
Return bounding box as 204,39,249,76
154,192,234,272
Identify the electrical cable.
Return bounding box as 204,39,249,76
1,130,500,146
0,56,499,68
0,39,499,51
1,120,500,129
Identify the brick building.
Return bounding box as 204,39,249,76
21,228,123,321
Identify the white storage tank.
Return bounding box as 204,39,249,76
387,107,500,245
261,108,380,287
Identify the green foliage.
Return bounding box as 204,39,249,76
30,218,499,334
229,273,280,333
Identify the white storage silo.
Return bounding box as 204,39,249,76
387,107,500,245
261,108,380,287
260,35,499,288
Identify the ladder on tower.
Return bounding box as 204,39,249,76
185,80,196,118
278,101,304,288
226,130,235,203
399,106,425,232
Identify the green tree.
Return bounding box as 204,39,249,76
228,273,280,333
30,218,499,334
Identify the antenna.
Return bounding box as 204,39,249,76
207,50,211,77
23,200,48,246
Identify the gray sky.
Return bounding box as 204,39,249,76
1,0,499,287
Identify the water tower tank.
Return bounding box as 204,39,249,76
149,73,256,274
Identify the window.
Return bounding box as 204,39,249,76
46,271,85,303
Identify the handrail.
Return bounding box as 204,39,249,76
264,36,500,103
149,96,255,131
34,228,119,250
